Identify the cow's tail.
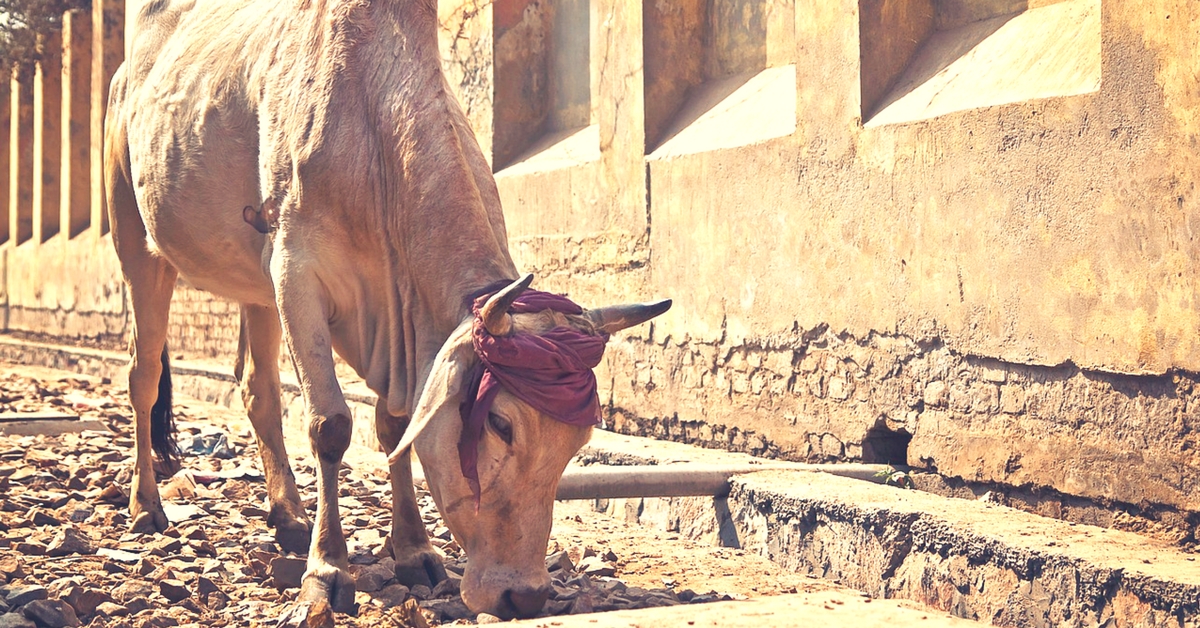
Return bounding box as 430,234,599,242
151,345,180,466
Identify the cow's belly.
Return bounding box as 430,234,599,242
128,103,275,307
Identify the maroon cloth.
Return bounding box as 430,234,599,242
458,288,608,503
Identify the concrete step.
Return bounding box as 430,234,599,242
505,589,979,627
727,471,1199,627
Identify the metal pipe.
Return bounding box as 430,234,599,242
555,463,906,500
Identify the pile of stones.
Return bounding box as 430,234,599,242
0,371,735,628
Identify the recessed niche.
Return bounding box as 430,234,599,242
861,0,1101,127
493,0,597,173
643,0,796,158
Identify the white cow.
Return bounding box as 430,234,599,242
105,0,669,618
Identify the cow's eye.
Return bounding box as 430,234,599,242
487,412,514,445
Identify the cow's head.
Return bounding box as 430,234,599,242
390,275,670,619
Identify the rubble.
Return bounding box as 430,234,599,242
0,368,762,627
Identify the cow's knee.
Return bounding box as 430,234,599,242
375,413,410,453
309,413,352,462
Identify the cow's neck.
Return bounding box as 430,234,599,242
352,0,518,416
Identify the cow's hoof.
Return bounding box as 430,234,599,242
274,523,312,555
393,548,448,588
129,507,168,534
267,507,313,554
299,564,357,615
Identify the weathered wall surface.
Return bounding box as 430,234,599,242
2,0,1199,532
473,0,1200,526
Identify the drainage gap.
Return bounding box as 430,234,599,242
862,425,912,466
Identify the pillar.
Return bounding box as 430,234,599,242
33,32,63,243
10,67,34,246
91,0,124,235
0,83,10,244
62,9,93,238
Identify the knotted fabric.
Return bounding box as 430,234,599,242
458,287,608,504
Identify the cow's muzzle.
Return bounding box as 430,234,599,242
500,584,551,619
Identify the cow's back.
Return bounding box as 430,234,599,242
117,0,380,305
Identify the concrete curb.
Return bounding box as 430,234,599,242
503,589,978,627
728,471,1200,627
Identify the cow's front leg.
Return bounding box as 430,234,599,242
375,402,448,587
273,260,356,614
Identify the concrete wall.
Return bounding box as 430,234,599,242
3,0,1199,534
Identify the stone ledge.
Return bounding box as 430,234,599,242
728,471,1200,627
505,589,977,628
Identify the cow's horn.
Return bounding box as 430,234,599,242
587,299,673,334
481,273,534,336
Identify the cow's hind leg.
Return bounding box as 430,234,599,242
239,304,312,553
123,263,178,534
273,256,356,614
107,103,178,534
375,401,448,587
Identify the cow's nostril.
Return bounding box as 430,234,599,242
503,585,551,618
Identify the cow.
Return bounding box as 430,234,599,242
105,0,670,619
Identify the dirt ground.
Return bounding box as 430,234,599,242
0,363,831,628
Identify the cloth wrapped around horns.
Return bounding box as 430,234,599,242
458,287,608,504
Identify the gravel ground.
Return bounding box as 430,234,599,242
0,364,829,628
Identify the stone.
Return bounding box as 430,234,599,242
21,600,80,628
135,616,178,628
122,598,150,616
350,563,393,594
4,586,48,608
545,551,573,573
430,576,460,599
195,577,221,597
46,528,95,557
96,548,140,563
0,558,24,581
92,603,128,618
268,557,306,590
13,544,44,557
63,504,92,524
159,473,197,501
133,559,157,577
576,556,616,577
60,587,107,617
570,593,594,614
157,580,190,603
0,613,35,628
545,599,572,615
30,512,61,528
418,598,472,621
475,613,501,624
370,583,408,607
276,601,335,628
110,582,153,606
145,538,182,557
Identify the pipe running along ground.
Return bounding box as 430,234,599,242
555,463,908,500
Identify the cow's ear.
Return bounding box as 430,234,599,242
387,323,475,463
